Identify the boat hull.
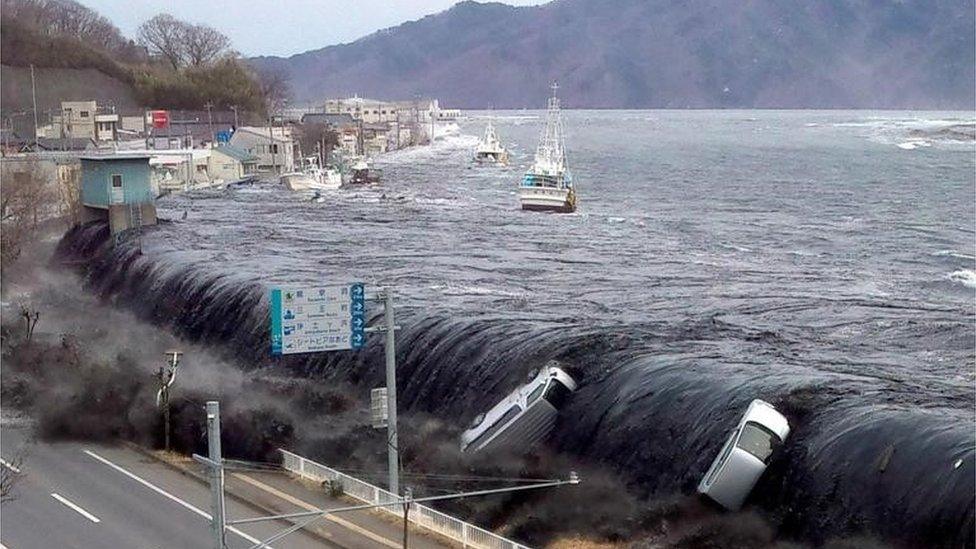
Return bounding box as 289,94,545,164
475,151,508,164
281,172,342,191
519,186,576,213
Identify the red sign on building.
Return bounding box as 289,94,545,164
150,110,170,129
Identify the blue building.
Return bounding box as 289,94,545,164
80,154,157,235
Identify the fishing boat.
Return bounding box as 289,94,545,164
518,83,576,213
474,120,509,164
346,157,381,185
281,156,342,191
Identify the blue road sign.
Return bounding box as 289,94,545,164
270,282,366,355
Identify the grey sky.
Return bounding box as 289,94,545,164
77,0,545,57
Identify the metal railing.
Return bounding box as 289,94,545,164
279,449,529,549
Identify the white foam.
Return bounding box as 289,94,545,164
934,250,976,260
947,270,976,289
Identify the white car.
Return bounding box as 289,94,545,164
697,399,790,510
460,362,577,454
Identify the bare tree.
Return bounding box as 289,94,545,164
1,439,31,504
0,454,23,503
2,0,128,53
184,23,230,67
138,13,188,70
55,162,81,226
258,68,291,115
20,304,39,343
1,158,56,278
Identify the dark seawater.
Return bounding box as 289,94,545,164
60,110,976,546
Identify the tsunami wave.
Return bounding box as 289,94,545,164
56,221,975,548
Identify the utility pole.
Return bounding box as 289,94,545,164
204,101,214,145
383,290,400,496
30,64,38,143
230,105,239,129
402,487,412,549
155,351,182,452
196,401,226,549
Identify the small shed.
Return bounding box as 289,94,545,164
80,154,157,235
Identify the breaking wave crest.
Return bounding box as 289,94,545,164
56,222,975,548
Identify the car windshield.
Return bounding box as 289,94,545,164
543,380,573,408
736,422,781,463
525,380,546,404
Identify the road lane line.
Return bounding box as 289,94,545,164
51,493,101,523
232,472,399,548
82,450,265,546
0,459,21,474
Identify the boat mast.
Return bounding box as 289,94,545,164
536,82,565,171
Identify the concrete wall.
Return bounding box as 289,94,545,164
107,202,156,235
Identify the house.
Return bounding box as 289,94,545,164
209,145,258,182
50,101,120,143
361,123,389,156
59,101,97,140
79,154,156,235
227,126,295,173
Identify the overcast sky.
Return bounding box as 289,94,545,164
78,0,545,57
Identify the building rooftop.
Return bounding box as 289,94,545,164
214,145,258,163
233,126,293,140
79,153,153,161
301,113,357,127
35,137,96,151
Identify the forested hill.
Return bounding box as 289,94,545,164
1,0,269,114
251,0,976,109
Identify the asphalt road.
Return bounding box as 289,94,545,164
0,426,450,549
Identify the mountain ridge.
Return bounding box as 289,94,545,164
250,0,976,110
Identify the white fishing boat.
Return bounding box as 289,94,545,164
519,83,576,213
346,157,381,185
281,156,342,191
474,120,509,164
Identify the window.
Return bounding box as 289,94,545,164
80,111,90,118
526,382,546,405
543,380,573,408
468,405,521,450
736,423,781,464
111,174,123,188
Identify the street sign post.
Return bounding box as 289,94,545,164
270,283,366,355
267,283,400,496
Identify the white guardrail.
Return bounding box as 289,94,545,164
279,449,529,549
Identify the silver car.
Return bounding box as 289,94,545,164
460,362,577,454
697,399,790,510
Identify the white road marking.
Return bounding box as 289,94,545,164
51,493,101,523
0,459,21,474
82,450,265,546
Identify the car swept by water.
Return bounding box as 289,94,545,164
698,399,791,511
460,362,577,454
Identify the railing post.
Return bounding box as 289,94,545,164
462,523,469,548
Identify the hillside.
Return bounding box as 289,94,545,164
251,0,976,109
1,65,140,115
0,0,268,115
